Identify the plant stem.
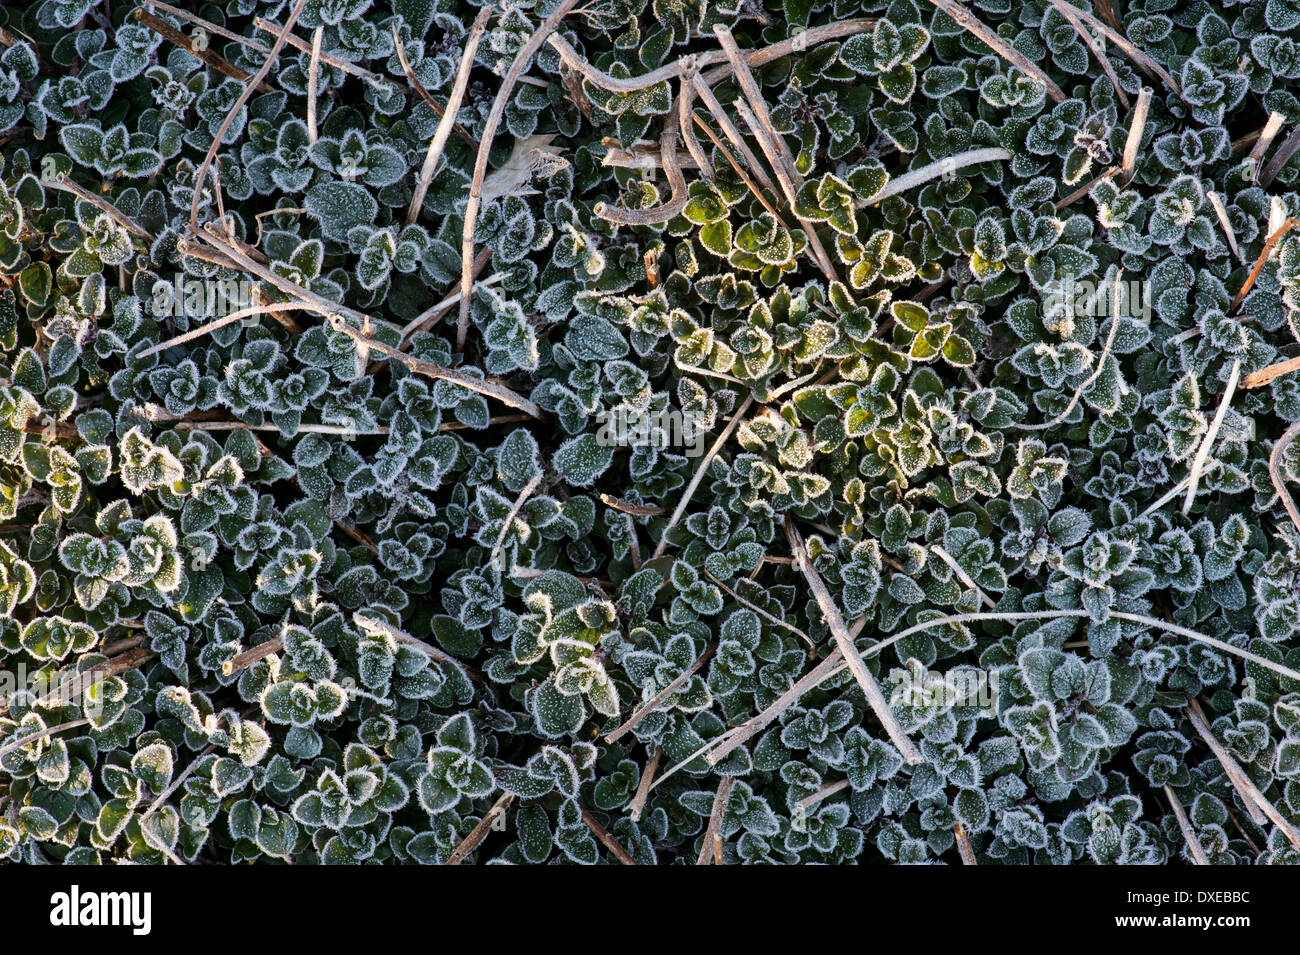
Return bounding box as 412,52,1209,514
0,718,91,760
924,0,1066,102
705,569,815,648
488,473,541,569
627,745,660,822
50,173,154,241
1268,421,1300,535
1231,217,1299,312
1121,88,1152,175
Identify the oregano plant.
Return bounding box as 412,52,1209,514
0,0,1299,869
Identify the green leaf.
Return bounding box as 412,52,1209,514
699,220,732,257
553,434,614,488
305,181,380,241
942,334,975,367
59,125,104,167
18,263,51,307
683,181,727,224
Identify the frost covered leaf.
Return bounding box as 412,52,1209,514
553,434,613,487
305,181,380,241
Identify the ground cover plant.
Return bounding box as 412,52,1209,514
3,0,1300,865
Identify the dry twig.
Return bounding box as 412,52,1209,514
627,746,660,822
1054,166,1117,211
1243,355,1300,389
1182,359,1242,513
488,473,542,568
144,0,269,52
785,518,922,765
705,569,815,647
446,793,516,865
1206,190,1244,263
305,27,323,143
0,718,91,760
253,17,396,91
593,88,690,227
186,227,544,418
676,58,713,178
862,147,1012,208
703,649,845,766
954,823,978,865
924,0,1066,102
396,249,495,350
1046,0,1183,97
457,0,580,351
598,494,668,516
391,23,479,149
137,302,308,359
1230,216,1298,312
1248,111,1286,183
690,111,784,221
929,544,996,609
1260,124,1300,188
581,808,638,865
604,643,716,744
50,173,153,241
696,775,734,865
134,8,273,93
0,647,156,720
1057,4,1128,109
1268,421,1300,535
1014,270,1124,431
1184,699,1300,850
1121,88,1152,176
1164,784,1209,865
190,0,309,232
404,8,492,225
547,21,878,94
651,395,754,559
